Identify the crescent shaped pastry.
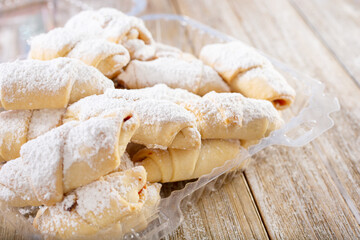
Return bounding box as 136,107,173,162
0,111,139,207
33,166,161,239
133,139,240,183
64,94,201,150
29,28,130,79
105,85,283,140
105,83,201,105
0,58,114,110
65,8,155,60
183,91,284,140
0,109,65,162
117,57,230,96
200,41,295,109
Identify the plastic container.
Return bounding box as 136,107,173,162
0,0,147,62
0,14,340,240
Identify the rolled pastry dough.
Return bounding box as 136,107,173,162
33,167,160,239
64,94,200,150
118,57,230,96
29,28,130,78
0,111,139,207
200,41,295,109
0,58,114,110
106,85,283,141
183,91,284,140
65,8,155,60
105,83,201,105
0,109,65,162
133,139,241,183
153,43,197,62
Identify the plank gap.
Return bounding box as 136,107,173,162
288,0,360,88
243,170,272,240
312,141,360,225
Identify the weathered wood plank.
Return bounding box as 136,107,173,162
0,215,24,240
165,173,269,240
175,0,360,238
290,0,360,86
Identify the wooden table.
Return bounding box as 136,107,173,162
1,0,360,239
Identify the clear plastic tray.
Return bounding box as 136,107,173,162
0,13,340,240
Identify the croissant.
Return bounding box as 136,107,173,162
0,109,65,162
33,166,161,239
133,139,240,183
29,28,130,78
64,94,201,150
183,91,284,140
0,58,114,110
65,8,155,60
106,85,283,140
153,43,197,62
118,57,230,96
105,83,201,105
0,111,139,207
199,41,296,109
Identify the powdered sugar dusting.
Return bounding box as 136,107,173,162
0,58,114,109
105,84,201,104
67,38,130,68
0,110,32,153
28,109,66,140
29,28,85,59
236,65,296,97
203,91,283,126
113,152,134,172
0,122,74,205
200,41,270,81
184,91,283,139
118,57,229,95
75,180,115,217
63,116,120,173
65,95,130,122
0,58,74,103
133,99,196,125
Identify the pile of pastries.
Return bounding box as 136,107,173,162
0,8,295,239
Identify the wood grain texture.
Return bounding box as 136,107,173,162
165,174,269,240
173,0,360,238
290,0,360,86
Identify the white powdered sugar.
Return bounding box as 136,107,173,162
113,152,134,172
118,57,229,95
236,65,296,97
132,99,196,125
67,38,130,67
21,123,74,202
0,122,74,204
201,91,283,126
67,93,196,127
200,41,270,81
72,166,146,219
28,109,66,140
75,180,115,217
0,110,32,152
105,84,201,104
65,94,130,122
29,28,85,59
0,58,114,108
63,116,120,173
67,58,115,102
0,58,75,102
65,8,154,56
